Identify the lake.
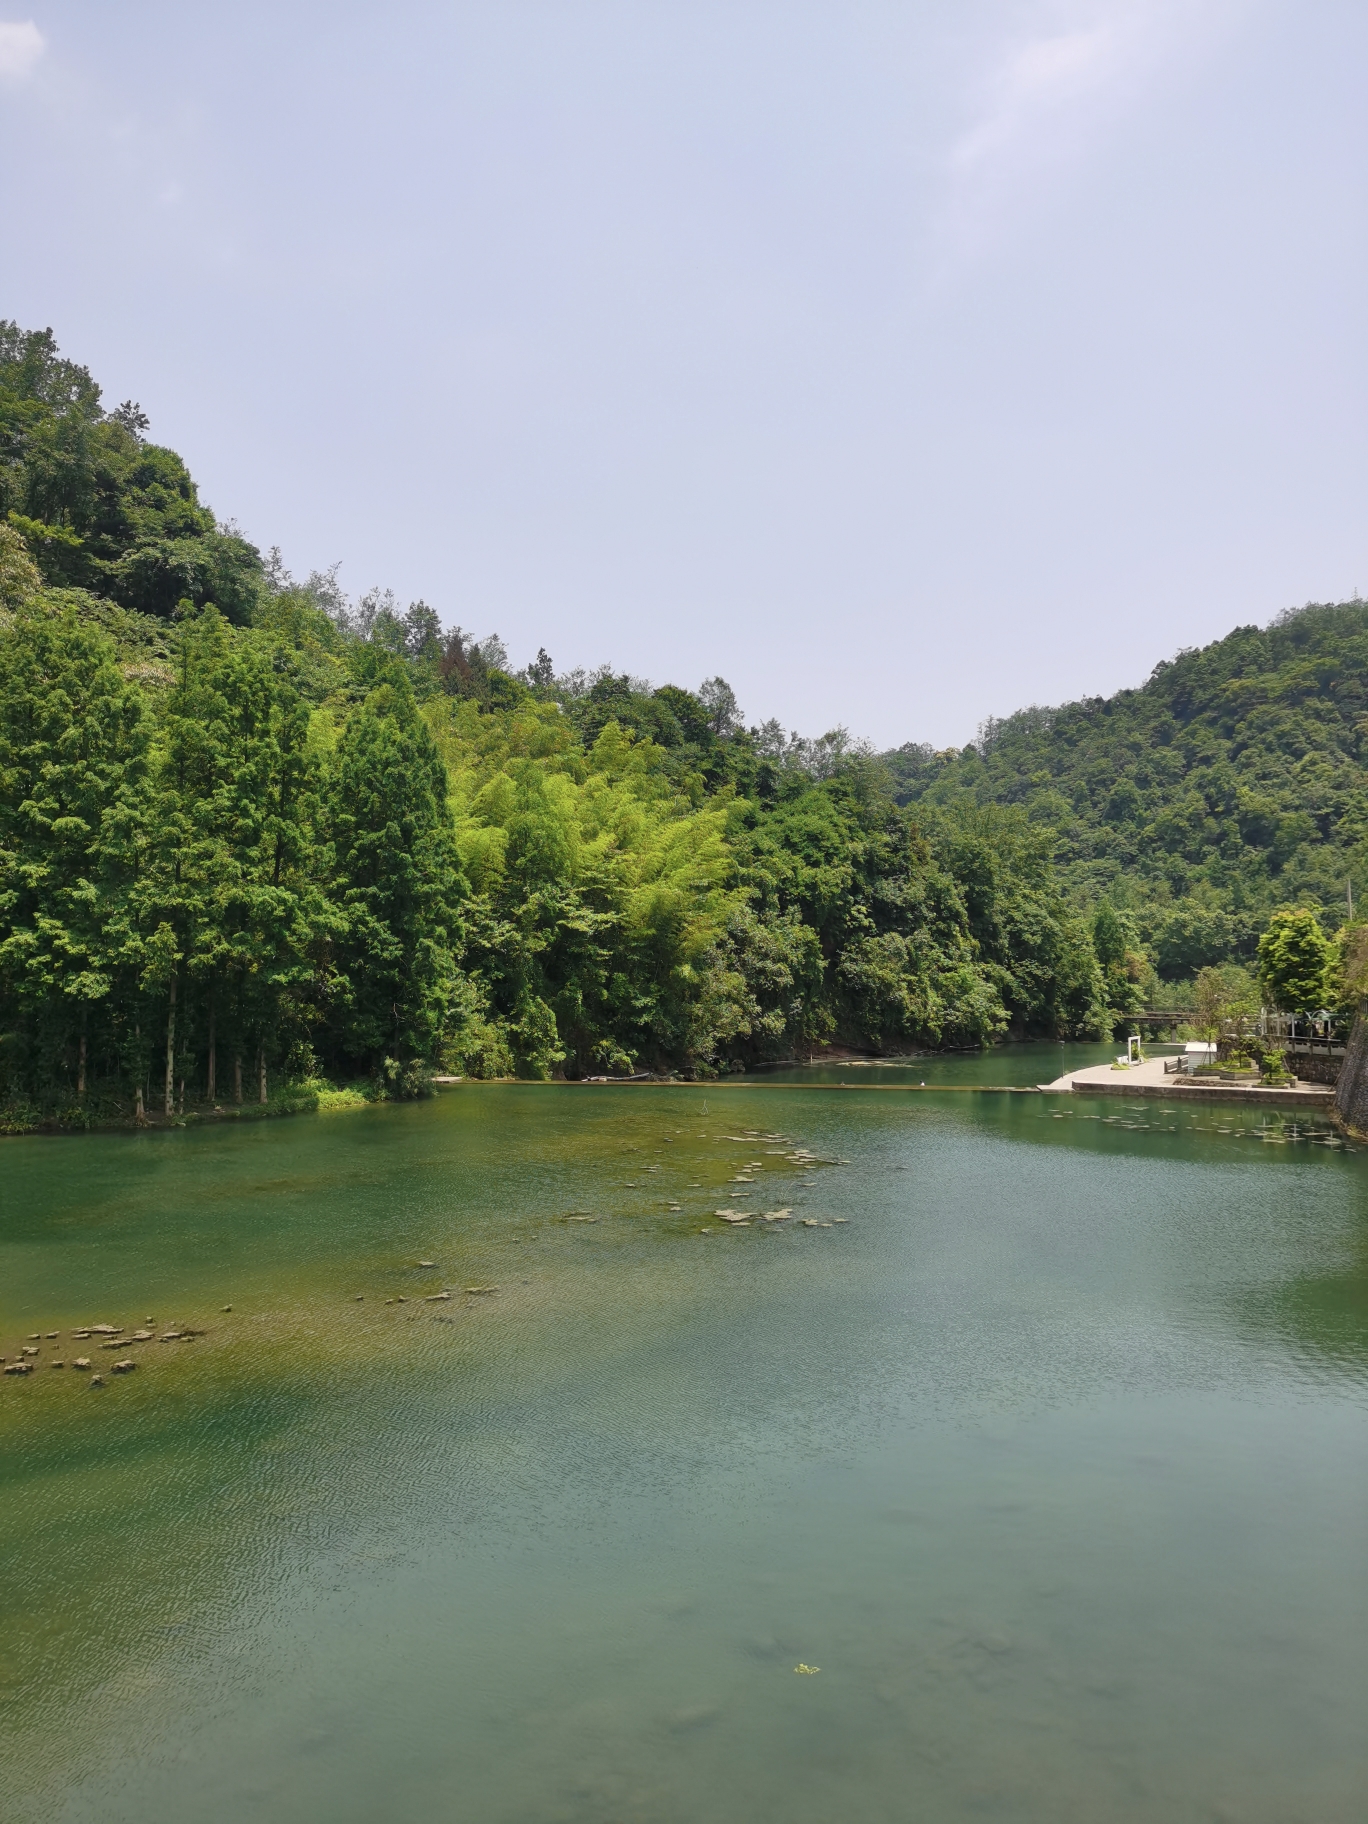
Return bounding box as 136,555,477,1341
3,1045,1366,1822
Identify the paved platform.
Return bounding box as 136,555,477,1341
1041,1056,1334,1109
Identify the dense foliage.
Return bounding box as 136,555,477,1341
886,604,1368,982
0,323,263,623
17,320,1341,1122
0,333,1115,1120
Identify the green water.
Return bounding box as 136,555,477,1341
759,1038,1122,1086
3,1047,1366,1822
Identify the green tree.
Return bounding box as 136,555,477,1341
1330,922,1368,1009
325,669,465,1075
0,600,150,1100
143,606,332,1105
1193,963,1260,1044
1092,899,1147,1023
1257,907,1332,1014
0,522,41,615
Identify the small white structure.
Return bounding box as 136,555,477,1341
1117,1035,1144,1066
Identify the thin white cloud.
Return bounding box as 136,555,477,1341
932,1,1247,267
950,18,1130,174
0,19,44,81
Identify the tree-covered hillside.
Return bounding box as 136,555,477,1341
0,322,262,623
1,328,1115,1122
7,321,1356,1123
886,604,1368,981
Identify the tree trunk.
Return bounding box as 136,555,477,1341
258,1044,267,1105
233,1053,243,1104
135,1081,145,1123
164,973,177,1117
77,1018,87,1097
1334,999,1368,1134
206,1002,216,1102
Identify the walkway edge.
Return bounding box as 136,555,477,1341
1068,1078,1334,1109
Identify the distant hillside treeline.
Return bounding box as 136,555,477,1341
886,604,1368,979
1,330,1114,1118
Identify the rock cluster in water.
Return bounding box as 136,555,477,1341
5,1123,850,1388
2,1317,202,1385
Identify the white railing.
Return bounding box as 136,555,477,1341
1259,1008,1347,1053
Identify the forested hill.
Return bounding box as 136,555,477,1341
2,320,1356,1123
885,604,1368,979
2,323,1118,1123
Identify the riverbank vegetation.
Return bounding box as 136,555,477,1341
1,322,1360,1126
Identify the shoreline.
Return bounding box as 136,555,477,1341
3,1054,1341,1134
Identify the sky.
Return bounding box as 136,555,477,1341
1,2,1365,748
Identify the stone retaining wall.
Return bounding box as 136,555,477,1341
1073,1078,1334,1110
1333,1005,1368,1133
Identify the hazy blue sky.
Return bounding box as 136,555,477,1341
2,2,1365,746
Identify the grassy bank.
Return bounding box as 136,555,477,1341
0,1077,395,1136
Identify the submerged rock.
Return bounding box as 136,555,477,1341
665,1704,721,1732
3,1362,33,1375
73,1356,91,1369
111,1360,137,1374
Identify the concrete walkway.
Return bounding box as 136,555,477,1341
1041,1057,1173,1092
1042,1056,1334,1109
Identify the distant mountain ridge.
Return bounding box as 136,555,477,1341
884,601,1368,979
